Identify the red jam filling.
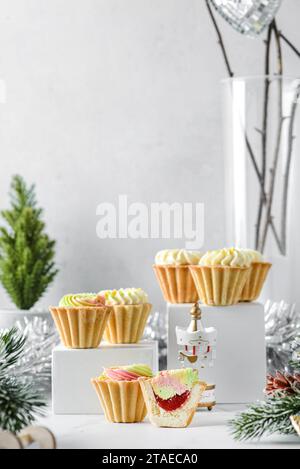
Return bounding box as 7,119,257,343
154,390,190,412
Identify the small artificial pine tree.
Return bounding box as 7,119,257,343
0,175,58,310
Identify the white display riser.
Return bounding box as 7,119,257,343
52,341,158,415
168,302,266,404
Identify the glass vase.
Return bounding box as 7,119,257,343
223,76,300,304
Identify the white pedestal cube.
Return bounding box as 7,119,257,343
168,303,266,404
52,341,158,414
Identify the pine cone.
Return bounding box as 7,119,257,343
266,372,300,396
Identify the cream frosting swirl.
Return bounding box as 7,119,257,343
99,288,149,305
199,248,251,268
59,293,105,307
155,249,202,266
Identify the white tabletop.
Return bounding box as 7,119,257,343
37,405,300,450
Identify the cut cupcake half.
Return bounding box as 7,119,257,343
290,416,300,437
139,369,206,428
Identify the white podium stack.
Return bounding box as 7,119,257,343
168,302,266,404
52,341,158,414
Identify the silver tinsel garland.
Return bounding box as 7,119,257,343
291,334,300,370
265,300,300,374
7,315,60,395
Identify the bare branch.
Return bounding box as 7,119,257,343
281,83,300,254
260,21,284,254
205,0,234,77
255,24,273,250
279,31,300,59
205,4,284,253
273,21,284,76
260,117,285,253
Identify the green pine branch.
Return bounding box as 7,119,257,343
0,328,46,433
290,360,300,371
230,394,300,441
0,328,26,376
0,175,58,310
0,377,46,433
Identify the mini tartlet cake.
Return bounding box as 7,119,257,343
153,249,202,304
91,364,153,423
99,288,151,344
49,293,111,349
189,248,251,306
139,368,206,428
239,249,271,302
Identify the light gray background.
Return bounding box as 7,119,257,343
0,0,299,313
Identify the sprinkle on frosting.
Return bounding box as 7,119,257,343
59,293,105,307
151,368,198,400
199,248,251,268
99,288,149,305
99,364,153,381
155,249,202,266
